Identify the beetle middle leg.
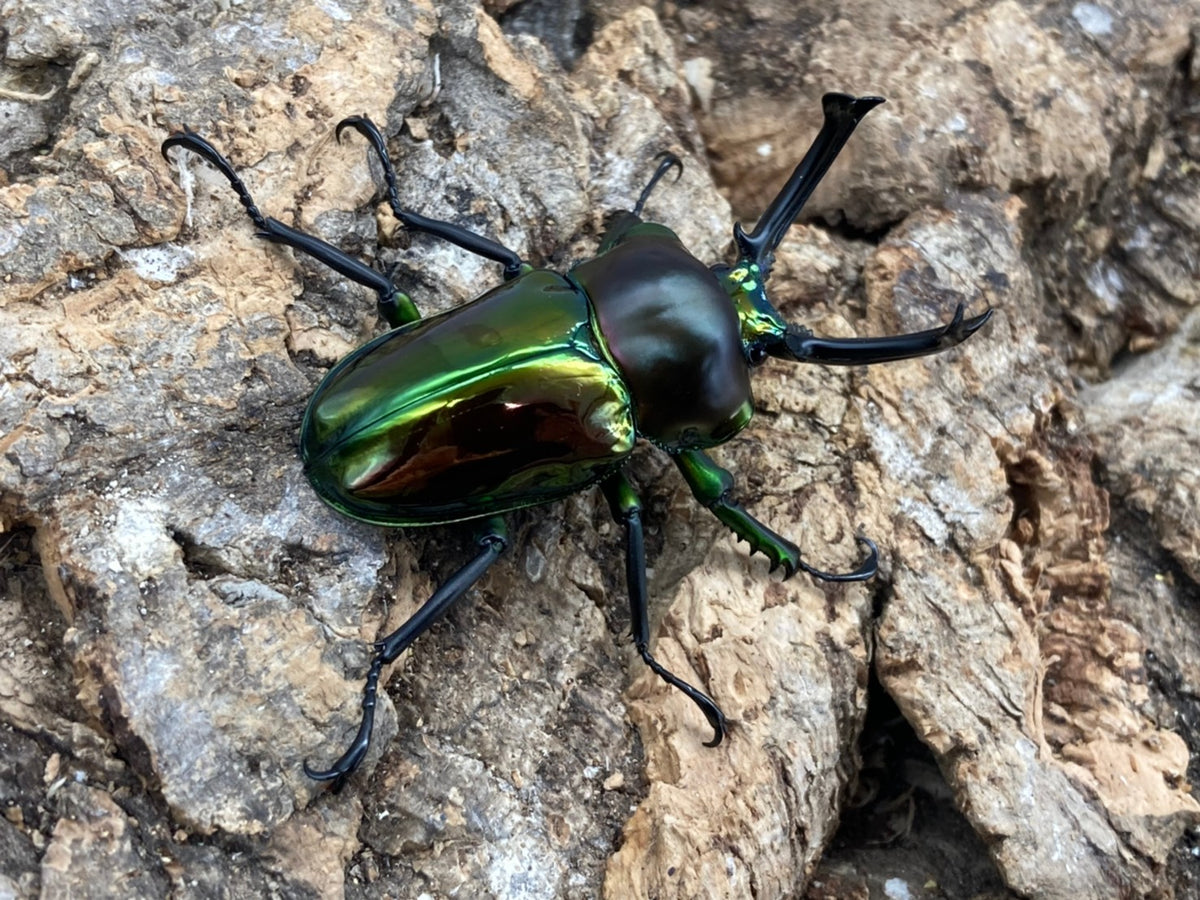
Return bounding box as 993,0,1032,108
672,448,878,583
304,516,509,791
602,470,727,746
336,115,528,282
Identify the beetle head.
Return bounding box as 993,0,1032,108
716,93,885,367
717,262,803,365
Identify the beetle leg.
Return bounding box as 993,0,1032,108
631,153,683,218
779,304,994,365
161,129,420,327
601,471,728,747
304,517,508,791
734,93,884,277
597,153,684,255
672,449,878,583
335,115,528,282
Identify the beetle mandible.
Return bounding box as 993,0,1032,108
161,93,991,791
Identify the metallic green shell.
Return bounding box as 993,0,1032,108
301,270,635,525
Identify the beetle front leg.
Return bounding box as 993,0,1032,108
672,448,878,583
601,471,727,747
304,516,508,791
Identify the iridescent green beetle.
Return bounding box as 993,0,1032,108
162,93,990,791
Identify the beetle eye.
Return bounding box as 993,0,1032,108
747,343,768,367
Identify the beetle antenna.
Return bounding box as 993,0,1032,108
632,152,683,217
734,93,884,276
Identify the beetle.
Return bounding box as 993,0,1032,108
161,93,990,791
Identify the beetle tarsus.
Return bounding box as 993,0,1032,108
162,126,409,321
671,448,880,582
305,518,508,790
638,645,727,746
303,656,383,792
632,152,683,218
161,128,273,232
795,536,879,583
779,304,994,366
336,114,526,281
603,471,729,744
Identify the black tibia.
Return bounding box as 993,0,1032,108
734,93,885,276
336,115,526,282
161,128,419,327
304,517,508,792
601,470,727,746
783,303,994,366
673,448,879,583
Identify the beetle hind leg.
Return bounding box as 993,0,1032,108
304,517,509,791
161,128,419,327
602,471,728,746
336,115,527,282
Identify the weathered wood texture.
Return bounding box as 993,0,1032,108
1,1,1197,897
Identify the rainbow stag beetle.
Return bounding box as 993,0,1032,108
161,92,991,791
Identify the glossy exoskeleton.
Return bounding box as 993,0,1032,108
161,93,990,791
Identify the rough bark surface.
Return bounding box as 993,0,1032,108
1,1,1198,898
